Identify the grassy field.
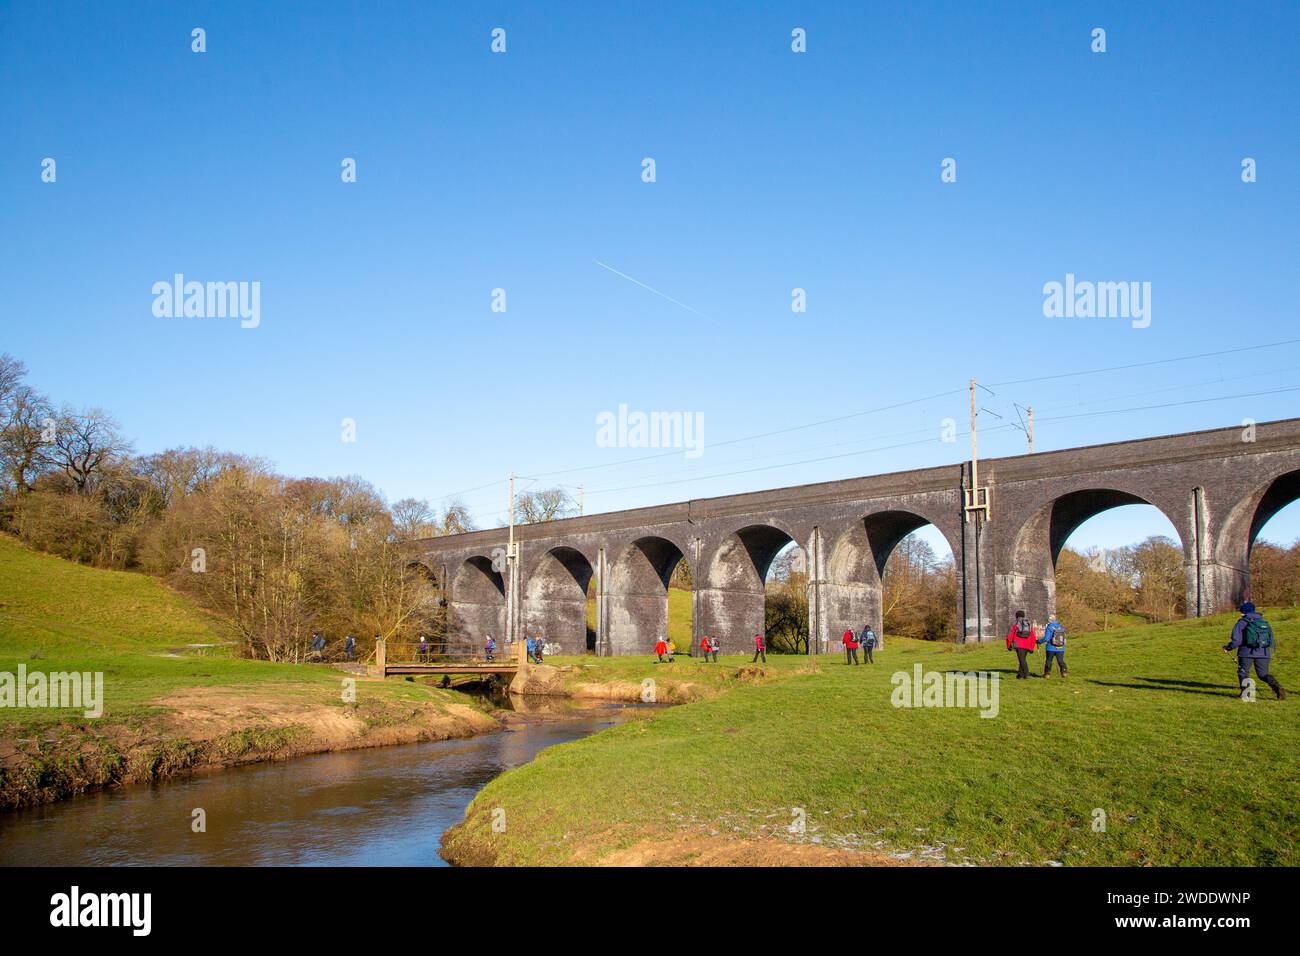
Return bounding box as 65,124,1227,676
0,534,494,807
445,613,1300,866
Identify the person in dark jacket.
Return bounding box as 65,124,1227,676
751,633,767,663
1223,602,1286,699
418,635,428,662
343,634,356,660
1006,610,1035,679
843,628,859,665
709,636,719,663
860,625,877,663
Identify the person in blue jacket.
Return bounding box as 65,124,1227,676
859,624,878,663
1036,613,1068,678
1223,602,1286,699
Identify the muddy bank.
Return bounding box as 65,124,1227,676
509,662,770,704
0,686,499,811
443,825,931,867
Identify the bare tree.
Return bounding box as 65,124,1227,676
440,498,476,534
516,486,576,524
137,446,235,508
0,354,25,407
41,407,133,494
1,384,54,495
391,497,436,541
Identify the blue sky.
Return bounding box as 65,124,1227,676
2,0,1298,552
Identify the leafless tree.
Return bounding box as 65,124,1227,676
1,383,54,495
0,354,25,407
516,486,576,524
391,497,436,541
39,407,133,494
440,499,476,534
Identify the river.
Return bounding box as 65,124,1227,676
0,701,635,866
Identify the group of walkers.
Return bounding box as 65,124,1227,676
413,633,517,664
309,632,358,661
654,638,677,662
1005,611,1069,679
1003,601,1286,699
840,625,879,665
447,598,1287,702
647,627,881,665
525,633,547,664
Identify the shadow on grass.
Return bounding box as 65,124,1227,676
1087,677,1236,698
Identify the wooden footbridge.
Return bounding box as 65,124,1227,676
374,637,524,678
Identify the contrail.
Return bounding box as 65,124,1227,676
594,260,711,320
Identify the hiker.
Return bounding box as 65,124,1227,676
485,634,496,662
843,627,859,665
343,634,356,660
1006,610,1035,679
418,635,429,663
526,634,537,664
752,632,767,663
1223,602,1287,699
860,624,877,663
666,638,677,662
710,636,719,662
310,632,326,661
655,637,668,663
1037,613,1067,678
534,635,545,664
698,636,711,662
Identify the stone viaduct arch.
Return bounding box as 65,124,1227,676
409,418,1300,655
825,508,965,646
449,555,506,644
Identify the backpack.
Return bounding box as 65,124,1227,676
865,630,876,647
1242,617,1274,650
1049,625,1066,648
1015,618,1031,639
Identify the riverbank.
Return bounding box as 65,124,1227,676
0,705,638,867
444,615,1300,867
0,534,509,809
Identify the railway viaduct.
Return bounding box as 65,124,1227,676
408,417,1300,656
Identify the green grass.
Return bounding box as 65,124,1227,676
0,533,467,736
449,614,1300,866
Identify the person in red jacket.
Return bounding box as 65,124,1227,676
1006,610,1036,679
654,637,668,663
751,633,766,663
843,627,859,665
